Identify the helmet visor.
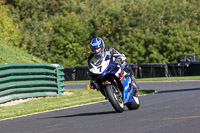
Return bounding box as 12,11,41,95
92,47,101,53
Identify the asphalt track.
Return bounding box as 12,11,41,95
0,81,200,133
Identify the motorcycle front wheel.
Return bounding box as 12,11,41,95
105,84,124,113
126,95,140,110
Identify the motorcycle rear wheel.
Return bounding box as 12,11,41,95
105,85,124,113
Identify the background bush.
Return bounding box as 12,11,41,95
2,0,200,66
0,4,21,46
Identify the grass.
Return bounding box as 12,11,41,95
0,89,153,120
0,41,46,64
65,76,200,84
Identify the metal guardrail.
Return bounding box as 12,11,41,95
0,63,65,103
63,61,200,80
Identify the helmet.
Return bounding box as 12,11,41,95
90,37,105,57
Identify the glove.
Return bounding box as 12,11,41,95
115,57,122,64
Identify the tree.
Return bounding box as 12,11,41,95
51,12,90,66
0,4,21,46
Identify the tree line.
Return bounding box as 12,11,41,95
0,0,200,66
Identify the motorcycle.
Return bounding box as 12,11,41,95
88,53,140,113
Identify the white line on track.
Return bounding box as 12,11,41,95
0,100,107,122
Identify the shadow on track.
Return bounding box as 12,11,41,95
37,111,116,119
156,88,200,94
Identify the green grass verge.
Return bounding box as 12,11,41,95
65,76,200,84
0,89,153,120
0,41,46,64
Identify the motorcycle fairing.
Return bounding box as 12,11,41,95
89,55,110,74
122,76,134,103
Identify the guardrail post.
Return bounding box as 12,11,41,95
55,65,65,95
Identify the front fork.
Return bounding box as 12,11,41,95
102,82,123,100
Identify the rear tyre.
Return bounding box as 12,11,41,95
126,95,140,110
105,85,124,113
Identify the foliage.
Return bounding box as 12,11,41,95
0,4,21,46
3,0,200,66
51,12,90,66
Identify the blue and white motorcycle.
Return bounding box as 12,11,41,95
88,54,140,113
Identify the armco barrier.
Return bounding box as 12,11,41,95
128,64,138,78
177,55,199,63
0,63,65,103
75,66,90,80
167,63,190,77
188,61,200,76
63,61,200,81
138,63,168,78
63,67,76,81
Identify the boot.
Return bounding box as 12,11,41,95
130,75,139,96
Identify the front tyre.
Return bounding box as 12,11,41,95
126,95,140,110
105,85,124,113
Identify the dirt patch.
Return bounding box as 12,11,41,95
0,92,74,107
64,91,74,96
0,97,41,107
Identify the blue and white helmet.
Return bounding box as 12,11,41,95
90,37,105,57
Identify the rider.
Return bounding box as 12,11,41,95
88,37,139,95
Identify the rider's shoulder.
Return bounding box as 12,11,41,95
105,46,115,53
88,54,94,62
104,46,111,51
